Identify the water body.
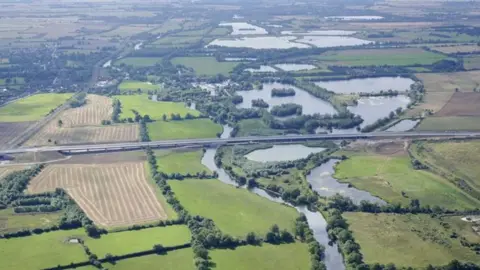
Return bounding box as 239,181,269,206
201,145,345,270
386,119,420,132
207,36,311,49
134,42,143,50
348,96,411,127
193,81,230,96
225,57,257,61
236,82,338,115
245,144,326,162
307,159,386,204
281,30,356,36
102,60,112,68
275,64,317,71
221,125,233,139
245,65,277,73
219,22,268,35
315,77,415,94
325,16,384,21
296,36,373,48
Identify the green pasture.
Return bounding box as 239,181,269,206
0,93,73,122
108,248,194,270
0,208,64,234
147,119,221,140
155,149,211,175
115,95,199,120
117,80,161,93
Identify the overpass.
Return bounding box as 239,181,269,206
0,131,479,155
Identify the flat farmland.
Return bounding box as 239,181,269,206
25,123,139,146
115,95,199,120
0,208,63,234
118,80,162,93
0,93,72,122
148,119,222,140
0,122,32,149
463,55,480,70
114,57,163,68
0,166,25,180
417,116,480,131
436,92,480,117
314,48,445,66
431,45,480,54
155,149,211,175
108,248,194,270
58,94,112,127
100,24,157,38
27,163,170,227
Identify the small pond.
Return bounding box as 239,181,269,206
307,159,386,204
348,96,411,127
245,144,326,162
296,36,373,48
386,119,420,132
219,22,268,35
315,77,415,94
207,36,310,49
274,63,317,71
236,82,338,115
103,60,112,68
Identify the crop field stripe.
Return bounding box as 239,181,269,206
114,167,137,221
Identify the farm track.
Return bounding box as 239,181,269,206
27,162,167,227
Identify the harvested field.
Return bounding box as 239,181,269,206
417,116,480,131
0,122,32,149
58,94,112,127
436,92,480,117
0,166,25,180
28,163,168,227
56,151,146,165
25,124,138,146
431,45,480,54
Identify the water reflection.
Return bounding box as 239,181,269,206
245,144,326,162
315,77,414,94
348,96,410,127
386,119,420,132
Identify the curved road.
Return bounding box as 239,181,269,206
1,131,479,155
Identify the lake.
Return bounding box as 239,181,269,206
207,36,311,49
296,36,373,48
245,65,277,73
219,22,268,35
275,63,317,71
245,144,326,162
281,30,356,36
386,119,420,132
348,96,411,127
236,82,338,115
315,77,415,94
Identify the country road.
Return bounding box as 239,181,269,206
1,131,479,155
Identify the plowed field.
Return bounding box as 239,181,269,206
436,92,480,117
27,163,167,227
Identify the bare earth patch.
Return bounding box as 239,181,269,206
27,162,167,227
436,92,480,117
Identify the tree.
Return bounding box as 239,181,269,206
57,119,63,127
153,244,165,254
246,232,260,245
162,114,167,121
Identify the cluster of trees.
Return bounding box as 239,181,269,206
139,119,150,142
263,112,363,133
14,205,59,213
164,112,202,121
271,88,296,97
251,99,269,108
156,171,218,180
0,165,44,207
295,214,326,270
264,224,294,244
359,89,400,97
111,99,121,123
361,107,403,133
231,95,243,105
69,92,87,108
270,103,302,117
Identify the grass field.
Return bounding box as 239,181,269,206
85,225,191,258
0,93,73,122
410,140,480,198
155,149,211,174
170,179,299,236
334,152,479,210
118,80,161,93
210,243,311,270
416,116,480,131
0,228,87,270
153,35,203,47
115,95,199,120
0,208,63,234
108,248,194,270
344,212,480,267
114,57,163,68
171,57,239,76
463,55,480,70
236,119,284,137
314,48,445,66
148,119,221,140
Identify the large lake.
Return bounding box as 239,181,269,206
348,96,411,127
245,144,326,162
281,30,356,36
236,82,338,115
208,36,310,49
315,77,415,94
296,36,373,48
219,22,268,35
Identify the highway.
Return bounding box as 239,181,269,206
0,131,479,155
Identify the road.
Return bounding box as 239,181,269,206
0,131,479,155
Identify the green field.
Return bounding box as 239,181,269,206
144,162,178,220
115,95,199,120
463,55,480,70
0,228,87,270
0,77,25,85
117,80,161,93
334,153,479,210
170,179,299,236
315,48,445,66
109,248,194,270
236,119,284,137
153,35,203,47
0,208,64,234
410,140,480,198
114,57,163,67
344,212,480,267
417,116,480,131
210,243,311,270
0,93,73,122
208,27,231,36
147,119,222,140
171,57,239,76
155,149,211,175
84,225,190,258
